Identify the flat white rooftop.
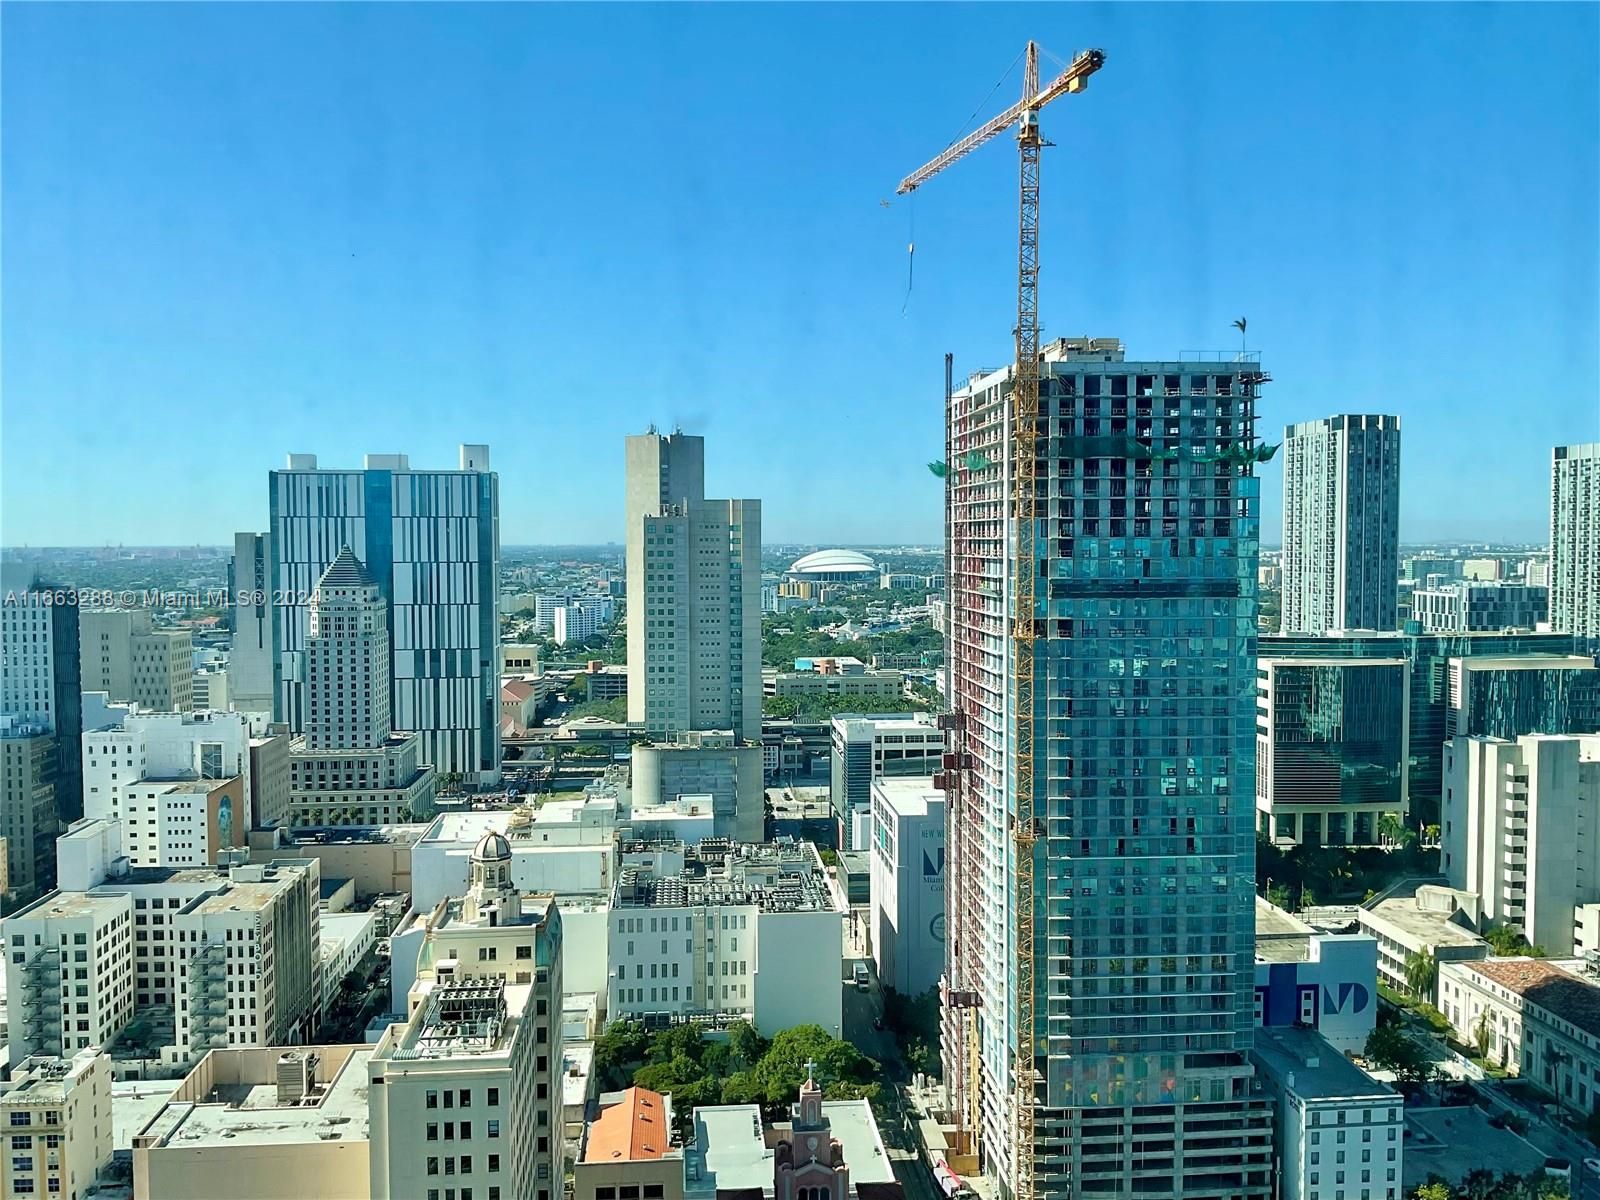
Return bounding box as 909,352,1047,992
138,1048,371,1150
871,775,943,816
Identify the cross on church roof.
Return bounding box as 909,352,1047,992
804,1058,817,1086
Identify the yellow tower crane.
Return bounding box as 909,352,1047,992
898,41,1104,1200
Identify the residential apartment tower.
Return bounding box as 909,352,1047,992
1281,414,1401,635
938,339,1272,1197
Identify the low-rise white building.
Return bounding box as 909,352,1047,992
1438,956,1600,1114
868,776,945,998
1357,878,1488,1000
319,910,378,1014
1250,1026,1403,1200
5,889,134,1064
82,708,254,826
6,833,322,1073
607,840,843,1037
411,800,618,910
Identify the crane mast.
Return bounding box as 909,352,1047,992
899,40,1104,1200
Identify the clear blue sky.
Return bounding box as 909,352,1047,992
4,3,1596,547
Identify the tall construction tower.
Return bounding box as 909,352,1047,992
909,46,1277,1200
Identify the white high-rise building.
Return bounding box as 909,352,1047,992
869,775,946,997
269,445,501,784
1281,414,1401,635
288,550,437,827
370,841,564,1200
552,604,599,646
82,709,252,826
1442,732,1600,956
1551,443,1600,640
625,432,761,743
229,531,276,713
6,838,322,1069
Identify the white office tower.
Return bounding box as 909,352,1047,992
269,446,501,784
229,531,275,712
1442,732,1600,956
369,843,564,1200
306,548,391,750
624,432,761,743
287,550,436,827
82,709,252,825
1551,443,1600,640
1281,415,1401,634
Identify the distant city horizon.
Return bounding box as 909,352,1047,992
0,536,1565,556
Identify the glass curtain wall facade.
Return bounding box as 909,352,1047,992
1255,659,1408,846
941,342,1272,1199
1260,631,1582,827
269,448,501,785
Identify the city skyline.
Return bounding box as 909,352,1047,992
4,4,1596,547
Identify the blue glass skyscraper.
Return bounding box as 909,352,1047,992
268,445,501,786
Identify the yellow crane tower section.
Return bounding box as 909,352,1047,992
898,41,1104,1200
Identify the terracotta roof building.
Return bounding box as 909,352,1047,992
575,1086,683,1200
1438,955,1600,1117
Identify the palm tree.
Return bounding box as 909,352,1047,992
1404,948,1437,1002
1232,317,1247,359
1376,813,1404,848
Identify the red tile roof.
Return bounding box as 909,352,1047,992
583,1087,669,1163
1463,959,1600,1039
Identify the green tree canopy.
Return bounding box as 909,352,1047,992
595,1020,650,1089
569,697,628,723
752,1024,870,1104
1364,1022,1431,1086
1484,923,1546,957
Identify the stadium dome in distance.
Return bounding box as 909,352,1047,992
785,549,879,583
